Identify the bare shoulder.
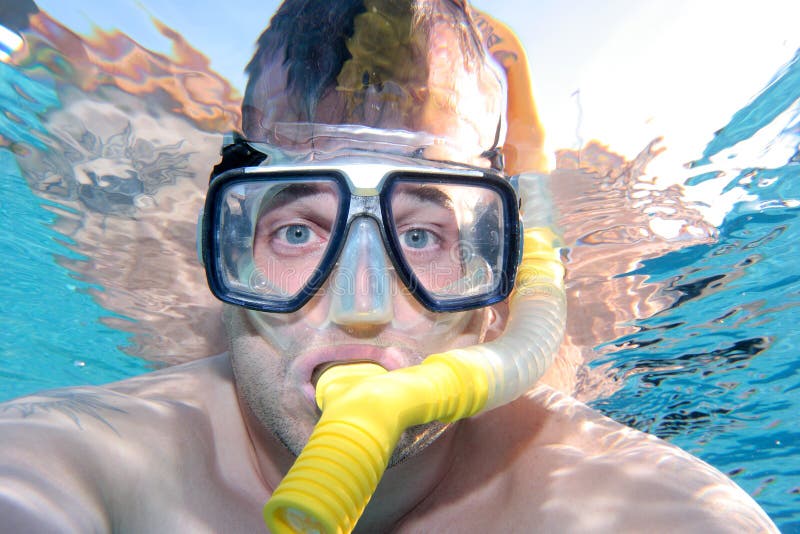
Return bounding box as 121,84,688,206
0,355,247,532
0,354,231,433
519,386,777,532
404,385,777,533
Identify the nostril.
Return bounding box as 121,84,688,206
339,323,388,338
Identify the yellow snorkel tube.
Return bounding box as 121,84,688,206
263,9,562,534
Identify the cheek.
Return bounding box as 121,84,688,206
225,306,292,370
242,307,308,355
393,296,490,353
391,289,429,322
228,333,283,418
448,307,489,342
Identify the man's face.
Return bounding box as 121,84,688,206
226,22,507,463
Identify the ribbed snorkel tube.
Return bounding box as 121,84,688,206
263,173,566,533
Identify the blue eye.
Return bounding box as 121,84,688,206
403,229,430,249
284,225,311,244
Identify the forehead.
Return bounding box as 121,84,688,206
319,21,505,133
245,16,507,165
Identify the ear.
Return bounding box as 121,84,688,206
483,300,509,342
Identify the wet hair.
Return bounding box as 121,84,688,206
243,0,485,135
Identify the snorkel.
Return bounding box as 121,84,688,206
261,9,564,533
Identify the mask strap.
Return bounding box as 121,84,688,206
209,132,268,182
480,116,506,171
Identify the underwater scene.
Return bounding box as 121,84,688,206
0,0,798,530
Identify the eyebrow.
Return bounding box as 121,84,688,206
260,183,336,212
393,186,454,211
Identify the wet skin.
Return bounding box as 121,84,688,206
0,354,777,533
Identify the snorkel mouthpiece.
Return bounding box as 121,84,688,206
263,216,566,534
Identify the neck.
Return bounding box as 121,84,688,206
239,393,458,532
354,424,458,532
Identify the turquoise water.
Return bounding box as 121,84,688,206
1,5,799,531
0,146,151,398
0,61,153,399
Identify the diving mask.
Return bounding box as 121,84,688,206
200,140,522,314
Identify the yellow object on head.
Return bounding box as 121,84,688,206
336,0,426,120
470,7,547,173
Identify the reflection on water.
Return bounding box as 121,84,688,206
1,4,798,531
549,139,718,400
4,8,237,363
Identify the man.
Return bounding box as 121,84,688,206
0,1,777,532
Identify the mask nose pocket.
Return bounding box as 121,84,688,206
328,218,394,325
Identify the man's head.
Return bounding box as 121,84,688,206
220,0,513,465
242,0,507,166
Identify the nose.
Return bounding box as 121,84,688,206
328,218,394,326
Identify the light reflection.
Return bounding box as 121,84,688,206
8,9,239,364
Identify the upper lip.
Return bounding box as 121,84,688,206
292,344,409,386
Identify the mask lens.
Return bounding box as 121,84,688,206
211,176,344,308
387,179,509,302
205,167,518,313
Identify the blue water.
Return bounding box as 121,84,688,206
591,50,800,531
1,8,799,532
